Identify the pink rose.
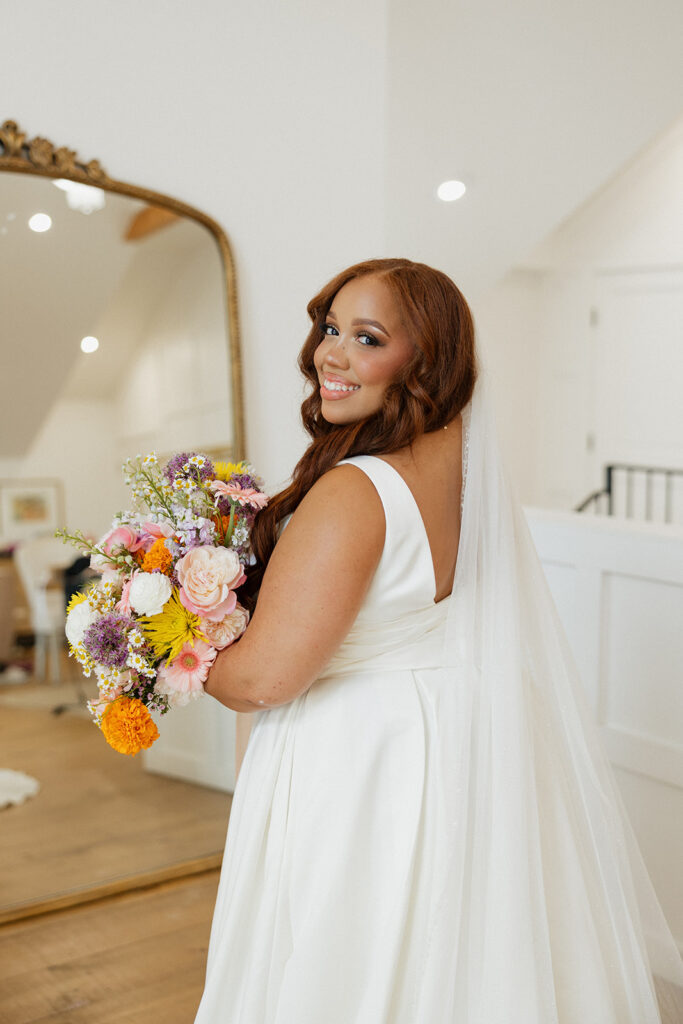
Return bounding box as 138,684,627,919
91,525,145,572
102,525,146,554
209,480,269,509
176,546,246,622
200,603,250,649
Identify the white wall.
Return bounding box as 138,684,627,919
5,3,683,495
116,235,233,457
479,116,683,508
2,0,389,493
525,117,683,271
0,398,126,543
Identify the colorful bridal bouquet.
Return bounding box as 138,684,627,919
57,453,268,756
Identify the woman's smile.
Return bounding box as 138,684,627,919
320,373,361,399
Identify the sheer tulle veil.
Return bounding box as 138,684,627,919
429,364,683,1022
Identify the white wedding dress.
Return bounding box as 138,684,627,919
195,380,682,1023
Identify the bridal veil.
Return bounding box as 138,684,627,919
428,364,683,1022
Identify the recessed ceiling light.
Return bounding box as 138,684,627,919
53,178,105,215
437,180,466,202
81,336,99,354
28,213,52,232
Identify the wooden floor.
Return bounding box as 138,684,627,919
1,869,681,1024
0,871,220,1024
0,691,231,923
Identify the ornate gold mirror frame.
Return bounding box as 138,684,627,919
0,120,245,924
0,118,245,455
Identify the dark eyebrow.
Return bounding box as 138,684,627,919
326,309,390,336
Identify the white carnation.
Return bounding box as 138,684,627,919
65,600,99,647
128,572,172,616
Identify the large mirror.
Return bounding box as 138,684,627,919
0,120,244,923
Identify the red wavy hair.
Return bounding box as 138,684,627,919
245,257,478,606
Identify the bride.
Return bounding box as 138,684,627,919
194,258,682,1023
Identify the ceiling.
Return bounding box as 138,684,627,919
384,0,683,300
0,173,217,458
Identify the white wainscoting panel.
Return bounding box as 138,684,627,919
526,506,683,951
143,694,236,793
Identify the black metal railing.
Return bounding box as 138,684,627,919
575,463,683,523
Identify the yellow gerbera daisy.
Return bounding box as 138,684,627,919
137,588,207,664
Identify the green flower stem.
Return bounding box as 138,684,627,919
54,529,128,570
139,469,175,517
224,503,236,547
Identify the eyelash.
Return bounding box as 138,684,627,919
323,323,380,347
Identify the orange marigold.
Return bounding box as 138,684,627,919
140,537,174,575
100,697,160,755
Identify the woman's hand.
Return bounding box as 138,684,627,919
203,463,385,712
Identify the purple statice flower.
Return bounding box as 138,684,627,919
164,452,215,484
82,613,134,669
230,472,259,490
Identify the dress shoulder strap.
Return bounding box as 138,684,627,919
335,454,417,526
335,455,434,596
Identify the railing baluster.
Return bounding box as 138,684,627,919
576,463,681,522
626,468,633,519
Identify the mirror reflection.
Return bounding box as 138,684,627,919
0,166,240,922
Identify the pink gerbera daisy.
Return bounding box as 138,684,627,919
154,640,217,708
209,479,269,509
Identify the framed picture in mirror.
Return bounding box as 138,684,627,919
0,478,64,543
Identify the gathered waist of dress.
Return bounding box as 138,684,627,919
317,600,454,679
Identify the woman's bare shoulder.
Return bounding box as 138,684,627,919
287,461,385,545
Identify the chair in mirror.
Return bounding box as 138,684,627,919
0,119,245,924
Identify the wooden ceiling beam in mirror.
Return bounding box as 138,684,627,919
126,205,181,242
0,118,244,458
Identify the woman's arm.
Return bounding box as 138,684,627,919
204,463,385,711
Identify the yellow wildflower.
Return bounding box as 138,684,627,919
100,697,159,755
214,460,247,482
137,588,207,664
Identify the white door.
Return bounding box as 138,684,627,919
590,268,683,523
